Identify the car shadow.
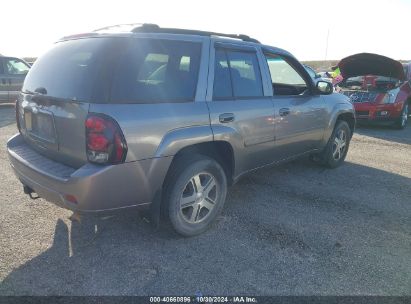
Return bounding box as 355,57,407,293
355,123,411,145
1,159,410,295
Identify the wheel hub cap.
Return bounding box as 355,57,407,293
180,173,218,223
332,129,347,161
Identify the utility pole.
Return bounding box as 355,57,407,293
324,28,330,63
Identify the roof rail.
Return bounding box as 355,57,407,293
131,24,260,43
93,23,145,32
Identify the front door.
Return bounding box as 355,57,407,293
206,43,276,176
263,53,327,160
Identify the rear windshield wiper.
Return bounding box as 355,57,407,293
23,87,48,96
34,87,48,95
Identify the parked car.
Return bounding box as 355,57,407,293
318,71,333,83
338,53,411,129
7,24,355,236
0,56,31,104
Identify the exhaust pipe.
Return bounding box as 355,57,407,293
23,185,40,200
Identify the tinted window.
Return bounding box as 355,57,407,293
110,39,201,103
228,51,263,97
23,38,126,102
5,58,30,75
213,50,233,99
213,49,263,99
0,59,4,74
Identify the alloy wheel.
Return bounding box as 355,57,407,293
332,129,347,161
401,105,408,127
179,172,218,223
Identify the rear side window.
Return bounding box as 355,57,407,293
110,40,202,103
213,48,263,99
213,50,233,99
0,59,4,74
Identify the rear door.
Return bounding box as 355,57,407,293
206,42,276,175
3,57,30,103
0,58,8,103
262,52,327,160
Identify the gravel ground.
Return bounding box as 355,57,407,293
0,104,410,296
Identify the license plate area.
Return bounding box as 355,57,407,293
24,109,57,144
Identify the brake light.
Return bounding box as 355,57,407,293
85,114,127,164
15,101,21,133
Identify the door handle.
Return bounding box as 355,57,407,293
279,108,291,117
219,113,235,123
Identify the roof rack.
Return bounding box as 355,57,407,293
93,23,144,32
131,24,260,43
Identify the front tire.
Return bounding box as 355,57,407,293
395,104,408,130
164,155,227,237
315,120,351,168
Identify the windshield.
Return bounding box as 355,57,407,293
340,75,401,92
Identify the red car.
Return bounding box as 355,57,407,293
338,53,410,129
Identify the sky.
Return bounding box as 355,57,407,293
1,0,410,61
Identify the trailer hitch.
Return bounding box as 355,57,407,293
23,185,40,200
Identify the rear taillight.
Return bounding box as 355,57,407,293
15,101,21,133
85,114,127,165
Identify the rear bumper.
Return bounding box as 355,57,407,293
7,134,172,213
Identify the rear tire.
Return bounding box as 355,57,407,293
163,155,227,237
395,104,408,130
314,120,351,168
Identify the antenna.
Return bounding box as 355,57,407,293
324,28,330,62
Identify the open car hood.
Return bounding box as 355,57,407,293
338,53,405,80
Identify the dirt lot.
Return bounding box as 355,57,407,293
0,104,410,296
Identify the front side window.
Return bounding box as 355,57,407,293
265,54,308,96
111,39,202,103
5,58,30,75
304,65,317,78
213,48,263,99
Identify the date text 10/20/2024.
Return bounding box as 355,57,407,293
149,296,258,303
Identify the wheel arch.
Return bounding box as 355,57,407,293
336,112,355,137
323,103,356,146
164,140,235,188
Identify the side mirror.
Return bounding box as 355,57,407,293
316,80,333,95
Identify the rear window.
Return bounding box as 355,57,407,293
23,37,202,103
110,39,201,103
23,38,125,102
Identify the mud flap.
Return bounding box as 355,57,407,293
142,189,162,229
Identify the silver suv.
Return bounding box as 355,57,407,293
7,24,355,236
